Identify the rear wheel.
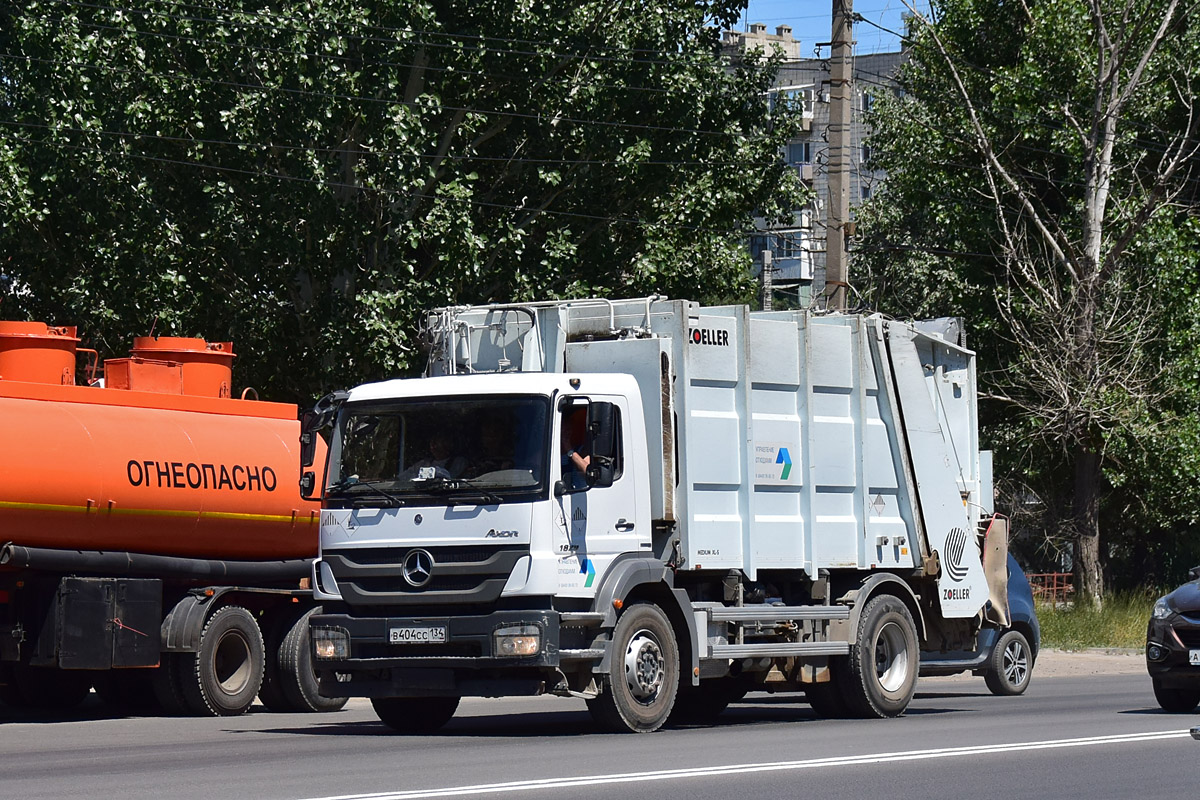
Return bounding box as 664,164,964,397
178,606,265,716
371,696,460,733
805,665,851,719
984,630,1033,696
1152,677,1200,713
587,603,679,733
841,595,919,718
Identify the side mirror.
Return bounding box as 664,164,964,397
586,401,616,489
299,417,318,469
1189,566,1200,582
300,390,348,468
299,471,317,499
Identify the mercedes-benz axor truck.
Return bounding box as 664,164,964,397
306,298,1012,732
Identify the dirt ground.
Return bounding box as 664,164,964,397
1031,647,1145,677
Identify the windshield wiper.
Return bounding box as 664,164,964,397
412,477,503,506
324,474,406,506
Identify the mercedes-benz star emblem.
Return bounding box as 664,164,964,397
402,549,434,588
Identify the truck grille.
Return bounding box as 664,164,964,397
323,545,527,606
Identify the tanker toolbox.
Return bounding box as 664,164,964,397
24,577,162,669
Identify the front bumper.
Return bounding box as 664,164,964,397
310,609,581,698
1146,616,1200,687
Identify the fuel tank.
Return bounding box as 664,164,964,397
0,324,323,561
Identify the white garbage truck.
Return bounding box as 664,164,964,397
303,297,1009,733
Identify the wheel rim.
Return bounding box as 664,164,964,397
1002,639,1029,687
873,620,910,693
623,628,665,704
213,630,253,696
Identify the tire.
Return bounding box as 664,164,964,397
177,605,265,716
260,607,347,713
371,696,461,733
805,666,851,718
1152,677,1200,713
668,676,748,725
152,654,190,715
586,603,679,733
94,670,160,712
841,594,919,718
984,630,1034,696
0,665,91,711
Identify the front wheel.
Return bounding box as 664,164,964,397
841,594,919,718
1152,677,1200,713
984,630,1033,696
587,603,679,733
371,696,460,733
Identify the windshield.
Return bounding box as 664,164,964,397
326,394,550,506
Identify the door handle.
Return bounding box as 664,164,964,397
615,518,635,532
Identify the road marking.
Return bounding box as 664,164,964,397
299,729,1193,800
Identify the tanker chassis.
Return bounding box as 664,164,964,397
0,322,344,716
306,298,1012,732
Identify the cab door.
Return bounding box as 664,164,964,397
552,395,646,596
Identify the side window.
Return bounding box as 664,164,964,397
559,402,624,482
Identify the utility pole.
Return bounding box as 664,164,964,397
825,0,853,311
760,250,774,311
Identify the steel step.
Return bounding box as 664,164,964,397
705,605,850,622
709,641,850,658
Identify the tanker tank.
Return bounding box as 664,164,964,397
0,322,321,562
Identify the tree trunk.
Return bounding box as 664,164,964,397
1072,446,1104,608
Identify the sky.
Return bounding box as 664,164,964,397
734,0,930,55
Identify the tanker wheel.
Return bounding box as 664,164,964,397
260,607,347,713
667,676,749,726
841,595,919,718
586,603,679,733
0,665,92,711
153,654,191,715
94,669,159,713
178,605,265,716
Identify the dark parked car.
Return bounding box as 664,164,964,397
920,554,1041,695
1146,566,1200,712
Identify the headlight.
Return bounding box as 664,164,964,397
494,624,541,657
1152,597,1173,620
312,626,350,660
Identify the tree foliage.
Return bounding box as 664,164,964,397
0,0,804,400
858,0,1200,593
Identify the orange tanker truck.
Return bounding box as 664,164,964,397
0,320,344,716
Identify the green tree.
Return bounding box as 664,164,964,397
858,0,1200,601
0,1,804,401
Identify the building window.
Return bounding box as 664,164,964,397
861,184,872,201
861,92,874,112
860,144,872,164
788,142,812,164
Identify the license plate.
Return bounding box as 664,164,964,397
1190,650,1200,666
390,626,446,644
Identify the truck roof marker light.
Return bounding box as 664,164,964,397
612,599,623,611
569,378,581,389
204,589,215,597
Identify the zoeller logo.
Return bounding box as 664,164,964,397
689,328,730,346
943,527,969,582
402,549,434,588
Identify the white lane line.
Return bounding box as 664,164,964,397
299,729,1192,800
